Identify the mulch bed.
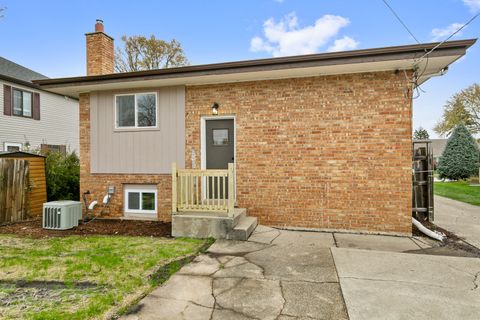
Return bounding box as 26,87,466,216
0,219,171,238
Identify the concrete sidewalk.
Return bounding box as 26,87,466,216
434,196,480,249
332,247,480,320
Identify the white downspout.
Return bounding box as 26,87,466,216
412,217,445,242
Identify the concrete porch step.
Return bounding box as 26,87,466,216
174,208,245,224
227,216,258,241
172,208,248,239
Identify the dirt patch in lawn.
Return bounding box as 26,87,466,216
0,284,107,314
0,280,99,289
0,280,105,306
0,219,171,238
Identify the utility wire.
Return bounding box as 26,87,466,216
415,11,480,64
411,10,479,97
382,0,420,44
382,1,478,98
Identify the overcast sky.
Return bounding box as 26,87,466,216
0,0,479,138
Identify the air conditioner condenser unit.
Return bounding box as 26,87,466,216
43,201,82,230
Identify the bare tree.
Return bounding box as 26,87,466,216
115,35,189,73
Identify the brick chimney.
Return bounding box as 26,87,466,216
85,19,114,76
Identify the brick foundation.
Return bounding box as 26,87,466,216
81,174,172,222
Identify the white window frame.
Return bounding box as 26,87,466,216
123,184,157,215
114,92,158,129
4,142,22,152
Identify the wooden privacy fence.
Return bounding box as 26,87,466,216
172,163,234,216
0,159,29,223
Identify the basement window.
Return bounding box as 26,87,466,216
124,185,157,215
115,93,157,129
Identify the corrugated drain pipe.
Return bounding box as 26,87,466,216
412,217,445,242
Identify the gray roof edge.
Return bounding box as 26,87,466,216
34,38,477,87
0,57,49,83
0,74,79,100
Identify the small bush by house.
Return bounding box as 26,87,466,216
45,151,80,201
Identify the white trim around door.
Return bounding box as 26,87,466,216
200,115,236,200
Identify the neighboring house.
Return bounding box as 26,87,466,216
36,21,475,235
430,138,479,167
0,57,79,154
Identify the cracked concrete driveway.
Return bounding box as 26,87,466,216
332,248,480,320
122,225,480,320
434,196,480,249
123,227,348,320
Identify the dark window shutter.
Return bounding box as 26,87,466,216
32,92,40,120
3,85,12,116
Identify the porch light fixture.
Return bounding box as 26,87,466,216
211,102,219,115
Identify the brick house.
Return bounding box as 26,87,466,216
36,21,475,237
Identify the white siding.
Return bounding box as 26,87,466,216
0,79,79,153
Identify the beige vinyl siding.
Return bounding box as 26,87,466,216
90,86,185,174
0,80,79,153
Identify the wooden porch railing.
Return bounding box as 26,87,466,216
172,163,235,216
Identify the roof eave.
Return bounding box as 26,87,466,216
34,38,476,89
0,74,79,100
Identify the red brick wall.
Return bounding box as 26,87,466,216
79,71,413,234
185,72,413,234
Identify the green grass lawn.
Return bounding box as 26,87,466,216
434,181,480,206
0,235,208,320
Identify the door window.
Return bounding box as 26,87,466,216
212,129,229,146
